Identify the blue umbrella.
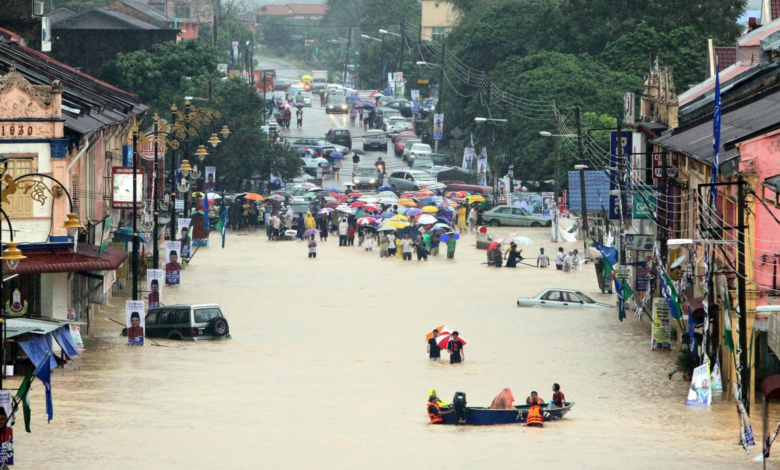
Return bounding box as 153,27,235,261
378,185,394,192
437,215,452,223
324,187,342,193
439,232,460,242
328,152,345,160
347,95,361,101
360,101,375,109
378,211,395,218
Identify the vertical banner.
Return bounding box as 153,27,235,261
126,300,145,346
476,148,488,186
685,363,712,406
433,114,444,141
204,167,216,192
147,269,163,308
177,218,192,259
462,145,475,169
165,241,181,285
651,297,671,351
541,193,555,219
67,308,84,350
0,389,12,465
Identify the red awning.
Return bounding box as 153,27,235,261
5,245,126,275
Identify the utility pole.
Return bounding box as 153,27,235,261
508,114,514,193
737,174,750,414
152,119,159,269
575,106,588,256
131,127,139,301
213,0,219,46
378,34,386,90
398,21,405,72
434,43,445,154
344,26,352,86
659,152,669,266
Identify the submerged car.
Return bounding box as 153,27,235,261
517,289,615,309
145,303,231,340
482,205,551,227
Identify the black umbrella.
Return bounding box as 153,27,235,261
396,226,422,239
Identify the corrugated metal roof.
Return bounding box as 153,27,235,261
6,318,67,339
655,89,780,165
55,8,162,30
118,0,172,23
4,246,126,275
568,171,612,214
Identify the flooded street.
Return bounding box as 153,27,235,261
17,225,758,469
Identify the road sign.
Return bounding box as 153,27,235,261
417,78,429,84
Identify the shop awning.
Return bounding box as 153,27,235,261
6,317,67,339
5,245,126,275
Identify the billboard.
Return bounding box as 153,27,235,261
112,167,144,209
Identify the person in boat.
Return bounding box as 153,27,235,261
428,389,451,407
526,391,544,405
427,392,454,424
489,388,515,410
525,391,545,428
552,383,565,407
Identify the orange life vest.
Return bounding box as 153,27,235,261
428,401,443,424
526,402,544,426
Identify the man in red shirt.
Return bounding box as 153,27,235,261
552,383,566,407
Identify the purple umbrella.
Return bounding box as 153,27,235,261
378,211,395,218
303,229,321,237
405,208,423,217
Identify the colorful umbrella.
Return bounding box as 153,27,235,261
350,201,366,208
439,232,460,242
303,229,320,237
378,226,397,232
378,185,394,192
385,220,410,229
466,195,486,203
390,214,410,221
414,190,434,198
445,191,468,198
426,325,452,342
436,331,466,349
324,187,342,193
422,206,439,213
378,211,395,218
328,152,345,160
359,196,379,203
243,193,265,201
266,194,285,202
303,192,318,200
301,74,313,81
325,201,340,208
318,208,334,215
416,214,438,225
347,192,364,199
396,199,416,207
405,208,423,217
358,217,377,226
363,206,380,213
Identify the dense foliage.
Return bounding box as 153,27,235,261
100,41,301,186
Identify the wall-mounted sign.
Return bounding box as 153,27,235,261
112,167,144,209
632,187,657,219
139,139,165,161
624,234,655,251
652,153,678,179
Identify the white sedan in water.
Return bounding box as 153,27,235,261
516,289,615,309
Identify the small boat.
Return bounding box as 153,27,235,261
437,402,574,425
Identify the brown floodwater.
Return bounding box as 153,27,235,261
16,225,763,469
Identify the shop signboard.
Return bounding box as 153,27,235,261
652,297,671,351
112,167,144,209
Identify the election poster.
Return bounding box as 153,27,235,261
177,218,192,259
651,297,671,351
685,363,712,406
462,145,475,169
433,113,443,141
205,167,216,192
146,269,163,308
126,300,145,346
165,241,181,285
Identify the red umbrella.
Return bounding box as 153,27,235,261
350,201,366,208
363,205,380,213
325,201,340,208
357,217,377,225
436,331,466,349
487,241,501,251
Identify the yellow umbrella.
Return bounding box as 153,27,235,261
396,199,416,207
386,220,410,229
301,75,313,81
466,195,486,203
422,206,439,213
390,214,410,221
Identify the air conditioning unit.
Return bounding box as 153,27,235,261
32,1,45,17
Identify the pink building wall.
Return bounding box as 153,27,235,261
736,130,780,296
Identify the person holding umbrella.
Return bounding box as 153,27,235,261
447,331,465,364
414,235,429,261
427,329,441,361
317,212,329,242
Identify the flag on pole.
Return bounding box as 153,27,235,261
214,207,228,248
723,289,735,352
711,60,722,208
593,240,627,321
659,269,682,319
33,351,53,423
202,192,210,231
13,369,33,432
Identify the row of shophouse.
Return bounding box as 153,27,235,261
0,25,147,363
619,11,780,401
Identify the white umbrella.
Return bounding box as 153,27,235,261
378,191,397,197
359,196,379,203
205,192,222,199
500,231,518,245
432,222,451,230
416,214,438,225
514,236,534,246
378,226,397,232
379,197,398,204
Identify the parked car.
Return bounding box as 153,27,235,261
145,303,231,341
363,129,388,151
388,117,414,138
408,143,432,166
402,139,422,161
385,99,413,117
290,139,348,155
516,289,614,309
301,157,332,176
325,129,352,150
411,156,434,171
388,169,440,191
351,166,380,190
482,205,551,227
394,131,418,156
326,95,349,114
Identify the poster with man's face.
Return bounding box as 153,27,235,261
433,113,444,141
147,269,163,308
165,241,181,285
177,218,192,259
205,166,216,192
126,300,145,346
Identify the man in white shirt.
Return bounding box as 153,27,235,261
338,218,349,246
555,247,566,271
401,233,414,261
537,248,550,268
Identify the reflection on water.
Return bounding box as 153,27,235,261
16,227,758,469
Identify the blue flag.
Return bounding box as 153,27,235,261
33,351,53,423
711,61,721,208
614,276,626,322
592,239,618,266
203,193,210,231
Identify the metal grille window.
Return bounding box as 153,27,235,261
174,5,191,18
432,27,446,42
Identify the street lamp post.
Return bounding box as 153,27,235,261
360,34,383,89
575,164,589,257
131,125,139,300
417,44,445,153
475,117,511,201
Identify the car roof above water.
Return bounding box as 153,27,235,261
149,303,221,311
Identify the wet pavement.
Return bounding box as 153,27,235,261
15,59,763,469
